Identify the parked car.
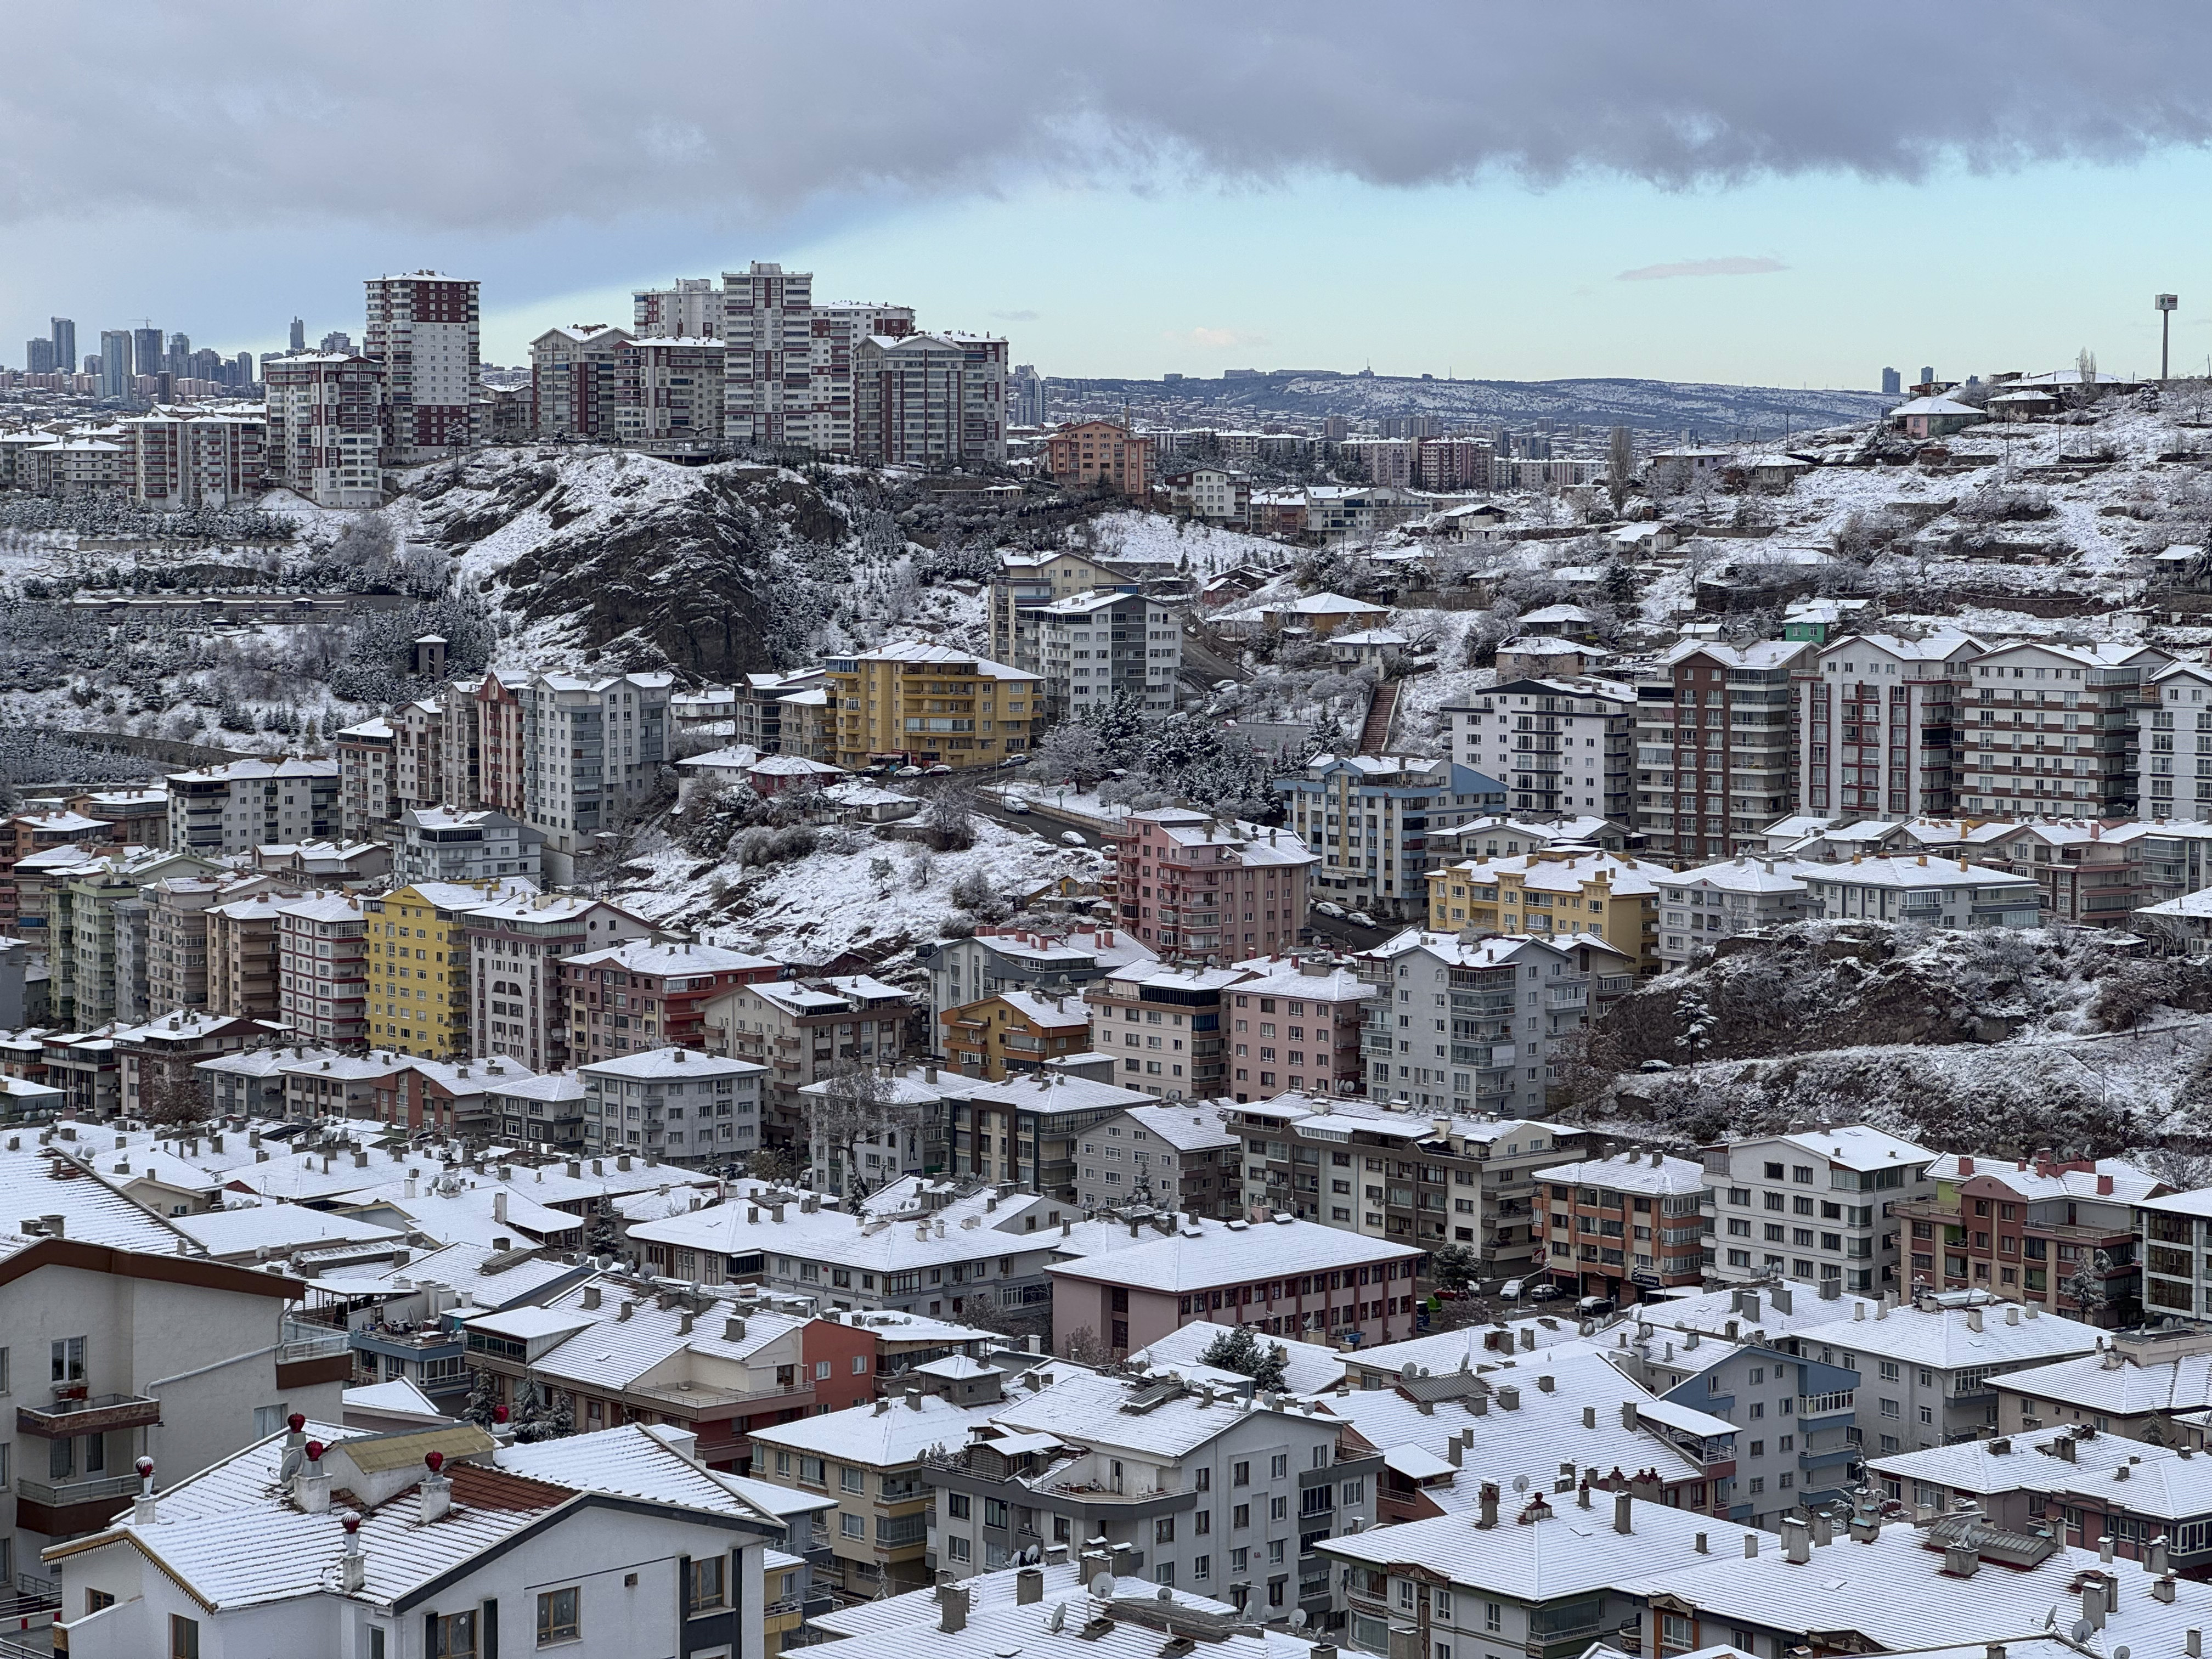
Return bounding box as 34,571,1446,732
924,764,953,775
1527,1283,1563,1302
1314,901,1346,918
1346,911,1378,928
1499,1279,1524,1301
1060,830,1087,847
1005,798,1030,815
1576,1295,1614,1317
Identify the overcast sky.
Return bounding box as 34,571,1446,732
9,3,2212,387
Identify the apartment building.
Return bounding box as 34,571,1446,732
1792,631,1979,818
395,805,544,885
116,407,267,507
1334,436,1418,488
561,939,785,1066
928,1369,1376,1621
364,269,481,461
1424,847,1661,973
823,641,1043,771
0,809,119,937
578,1045,766,1166
2140,658,2212,819
704,975,918,1139
1655,857,1815,970
333,715,397,837
1229,1092,1585,1275
1046,1211,1425,1356
1216,954,1368,1100
915,924,1156,1036
1078,1100,1242,1217
1533,1149,1710,1305
165,757,338,855
1277,755,1506,921
938,1071,1155,1200
1706,1125,1938,1293
466,891,654,1071
50,848,216,1027
1443,676,1638,821
1034,589,1180,721
1116,808,1315,965
0,1153,344,1589
144,872,232,1013
987,550,1137,672
1636,638,1810,860
1042,420,1153,495
633,275,723,339
528,323,631,439
1963,818,2151,924
520,670,674,870
1357,930,1629,1119
1164,464,1252,522
364,879,529,1058
275,891,372,1045
1799,855,2044,928
616,335,725,442
1893,1153,2162,1324
112,1008,275,1119
721,261,819,449
261,351,383,506
205,892,290,1018
2132,1189,2212,1325
1959,640,2167,818
853,331,1009,466
941,990,1090,1081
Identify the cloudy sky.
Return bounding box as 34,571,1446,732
9,3,2212,388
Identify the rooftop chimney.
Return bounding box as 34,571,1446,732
936,1582,970,1634
1782,1517,1810,1565
1613,1491,1633,1535
417,1453,452,1525
1016,1566,1044,1605
340,1509,366,1592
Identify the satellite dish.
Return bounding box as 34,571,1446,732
1090,1573,1115,1599
2115,1647,2131,1659
2042,1607,2056,1630
1513,1475,1530,1494
2072,1622,2095,1644
1049,1605,1069,1634
1290,1611,1308,1629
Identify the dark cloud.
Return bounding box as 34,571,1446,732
1618,257,1788,281
6,3,2212,233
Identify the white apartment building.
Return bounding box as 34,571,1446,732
465,891,654,1073
1444,675,1637,821
1655,857,1815,969
1705,1124,1938,1293
395,805,544,885
0,1152,347,1593
1959,639,2168,818
579,1045,766,1166
276,891,371,1045
165,757,340,855
363,269,481,461
633,275,724,339
723,262,818,450
1276,756,1508,921
617,336,725,442
1034,589,1180,721
521,671,675,873
1800,855,2044,928
1793,631,1982,819
2140,659,2212,820
261,352,383,507
529,322,631,440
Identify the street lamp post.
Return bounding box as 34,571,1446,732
2157,294,2180,382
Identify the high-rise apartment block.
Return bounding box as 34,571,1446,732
520,672,674,872
1792,633,1979,819
633,276,722,339
719,262,918,454
853,331,1008,466
117,408,268,509
49,317,75,373
98,329,132,399
1446,676,1638,821
263,353,384,506
1032,589,1180,723
1636,640,1809,860
528,323,630,439
822,642,1042,771
2142,660,2212,820
24,337,55,375
615,337,725,442
131,325,164,387
363,270,481,462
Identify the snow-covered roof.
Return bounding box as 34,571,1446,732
577,1046,764,1082
1924,1153,2163,1203
561,940,782,977
1114,1101,1243,1153
1889,394,1984,417
1049,1212,1421,1295
1788,1300,2103,1372
1533,1150,1707,1195
1770,1123,1938,1171
839,640,1040,682
1658,858,1814,895
1125,1318,1345,1392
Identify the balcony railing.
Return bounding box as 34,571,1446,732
15,1472,138,1509
17,1393,161,1439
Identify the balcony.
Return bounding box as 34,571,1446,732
16,1392,161,1440
14,1472,139,1539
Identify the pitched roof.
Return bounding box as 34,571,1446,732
1047,1212,1421,1294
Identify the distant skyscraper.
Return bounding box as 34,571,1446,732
232,351,255,387
1881,366,1902,396
1920,365,1934,385
289,317,306,352
167,331,191,380
99,329,133,399
633,277,721,340
83,354,100,377
24,338,55,375
1010,363,1046,426
50,318,76,372
133,327,164,387
319,330,353,354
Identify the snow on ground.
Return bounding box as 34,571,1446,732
1088,510,1295,575
618,817,1105,965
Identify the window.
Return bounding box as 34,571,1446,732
841,1514,865,1538
840,1465,864,1494
1233,1460,1250,1486
687,1555,726,1613
1271,1453,1288,1479
985,1498,1008,1529
429,1612,475,1658
86,1589,114,1614
947,1492,972,1520
171,1615,201,1659
1486,1602,1503,1633
52,1336,84,1384
537,1586,580,1645
949,1535,972,1562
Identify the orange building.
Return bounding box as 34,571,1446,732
1043,420,1152,495
940,989,1091,1081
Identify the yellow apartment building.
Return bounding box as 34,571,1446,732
366,879,530,1057
823,641,1043,771
1425,847,1663,975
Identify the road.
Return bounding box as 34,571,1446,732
1301,910,1399,951
975,789,1118,850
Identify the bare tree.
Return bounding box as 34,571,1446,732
144,1067,211,1130
1606,425,1635,517
804,1060,922,1203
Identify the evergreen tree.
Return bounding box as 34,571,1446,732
1199,1325,1291,1391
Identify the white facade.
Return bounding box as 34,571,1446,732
1034,590,1179,721
1800,856,2043,928
634,276,724,340
521,672,675,865
165,757,340,855
2139,659,2212,821
276,892,371,1045
261,352,383,507
396,806,544,885
1444,676,1637,821
1655,857,1814,970
363,270,481,462
1794,632,1982,820
1958,640,2166,819
1706,1126,1938,1293
579,1046,766,1166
